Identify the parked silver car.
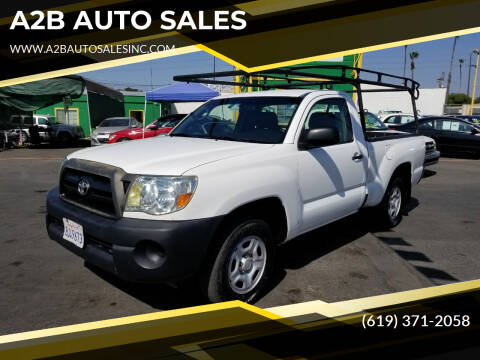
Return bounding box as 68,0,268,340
91,117,141,146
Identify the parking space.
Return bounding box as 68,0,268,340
0,147,479,334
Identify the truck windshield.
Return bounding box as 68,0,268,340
170,97,301,144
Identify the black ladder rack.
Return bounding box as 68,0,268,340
173,65,420,133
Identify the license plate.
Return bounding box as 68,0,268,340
62,218,84,248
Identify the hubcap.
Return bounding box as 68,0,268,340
388,186,402,220
228,236,267,294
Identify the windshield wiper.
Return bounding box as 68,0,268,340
211,135,240,142
170,133,206,138
212,136,274,144
170,133,274,144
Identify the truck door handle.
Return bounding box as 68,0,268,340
352,152,363,160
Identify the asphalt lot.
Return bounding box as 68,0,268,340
0,147,479,335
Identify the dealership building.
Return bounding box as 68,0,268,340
33,89,168,138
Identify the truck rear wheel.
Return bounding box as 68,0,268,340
58,132,72,145
376,177,404,228
201,218,275,303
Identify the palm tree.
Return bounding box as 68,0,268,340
410,51,419,80
459,58,465,91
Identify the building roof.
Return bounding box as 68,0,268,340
146,82,219,102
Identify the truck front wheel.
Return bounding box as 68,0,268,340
201,219,275,303
58,132,72,145
377,177,405,228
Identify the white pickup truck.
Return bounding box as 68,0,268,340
46,84,429,303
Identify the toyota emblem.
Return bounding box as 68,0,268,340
77,177,90,196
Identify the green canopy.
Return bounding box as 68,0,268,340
0,76,85,111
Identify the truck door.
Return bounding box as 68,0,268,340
297,97,366,231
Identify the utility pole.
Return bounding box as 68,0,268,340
437,72,445,88
459,59,464,92
467,52,475,96
470,49,480,116
445,36,458,103
403,45,407,78
149,66,153,90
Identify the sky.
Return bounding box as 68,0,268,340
79,32,480,94
362,32,480,93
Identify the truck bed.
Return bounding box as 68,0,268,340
365,130,418,142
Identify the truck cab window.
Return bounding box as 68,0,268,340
303,98,353,143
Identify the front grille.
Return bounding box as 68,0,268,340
60,167,116,217
425,141,435,154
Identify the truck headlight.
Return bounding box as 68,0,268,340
125,176,197,215
109,134,117,141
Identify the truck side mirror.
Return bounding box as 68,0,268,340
471,127,479,135
300,127,340,149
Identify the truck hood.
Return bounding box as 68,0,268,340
68,136,274,175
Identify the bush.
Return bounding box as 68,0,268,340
447,93,471,105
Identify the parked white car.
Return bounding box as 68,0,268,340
7,114,84,144
47,89,429,303
378,110,403,121
383,113,417,127
8,114,51,142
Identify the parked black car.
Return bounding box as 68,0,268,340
390,116,480,157
454,115,480,125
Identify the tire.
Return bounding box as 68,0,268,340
376,176,405,228
58,132,72,145
118,137,132,142
20,131,29,144
201,218,275,303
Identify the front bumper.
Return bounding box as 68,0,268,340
424,150,440,166
90,135,110,146
46,187,223,283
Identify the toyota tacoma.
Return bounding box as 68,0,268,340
46,67,430,303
